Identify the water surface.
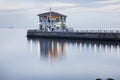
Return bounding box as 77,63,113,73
0,29,120,80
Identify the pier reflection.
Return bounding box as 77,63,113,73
27,38,67,62
27,38,120,62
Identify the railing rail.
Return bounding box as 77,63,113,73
74,30,120,33
28,29,120,33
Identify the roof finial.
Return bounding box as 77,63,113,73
49,7,52,12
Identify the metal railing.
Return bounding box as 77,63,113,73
74,30,120,33
28,29,120,33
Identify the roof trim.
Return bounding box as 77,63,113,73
37,11,67,17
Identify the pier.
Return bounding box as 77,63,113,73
27,29,120,41
27,10,120,41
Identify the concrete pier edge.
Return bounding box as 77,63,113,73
27,30,120,41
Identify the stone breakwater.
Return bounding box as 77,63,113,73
27,30,120,41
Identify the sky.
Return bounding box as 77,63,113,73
0,0,120,30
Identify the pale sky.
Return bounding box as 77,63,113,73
0,0,120,30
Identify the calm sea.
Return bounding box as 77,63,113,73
0,29,120,80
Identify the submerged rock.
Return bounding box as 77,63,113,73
107,78,114,80
96,78,102,80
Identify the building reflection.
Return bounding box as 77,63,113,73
27,38,120,62
39,39,67,61
27,38,67,62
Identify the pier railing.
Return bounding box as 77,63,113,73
74,30,120,33
28,29,120,33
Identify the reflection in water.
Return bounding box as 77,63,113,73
28,38,67,62
28,38,120,62
39,39,67,62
